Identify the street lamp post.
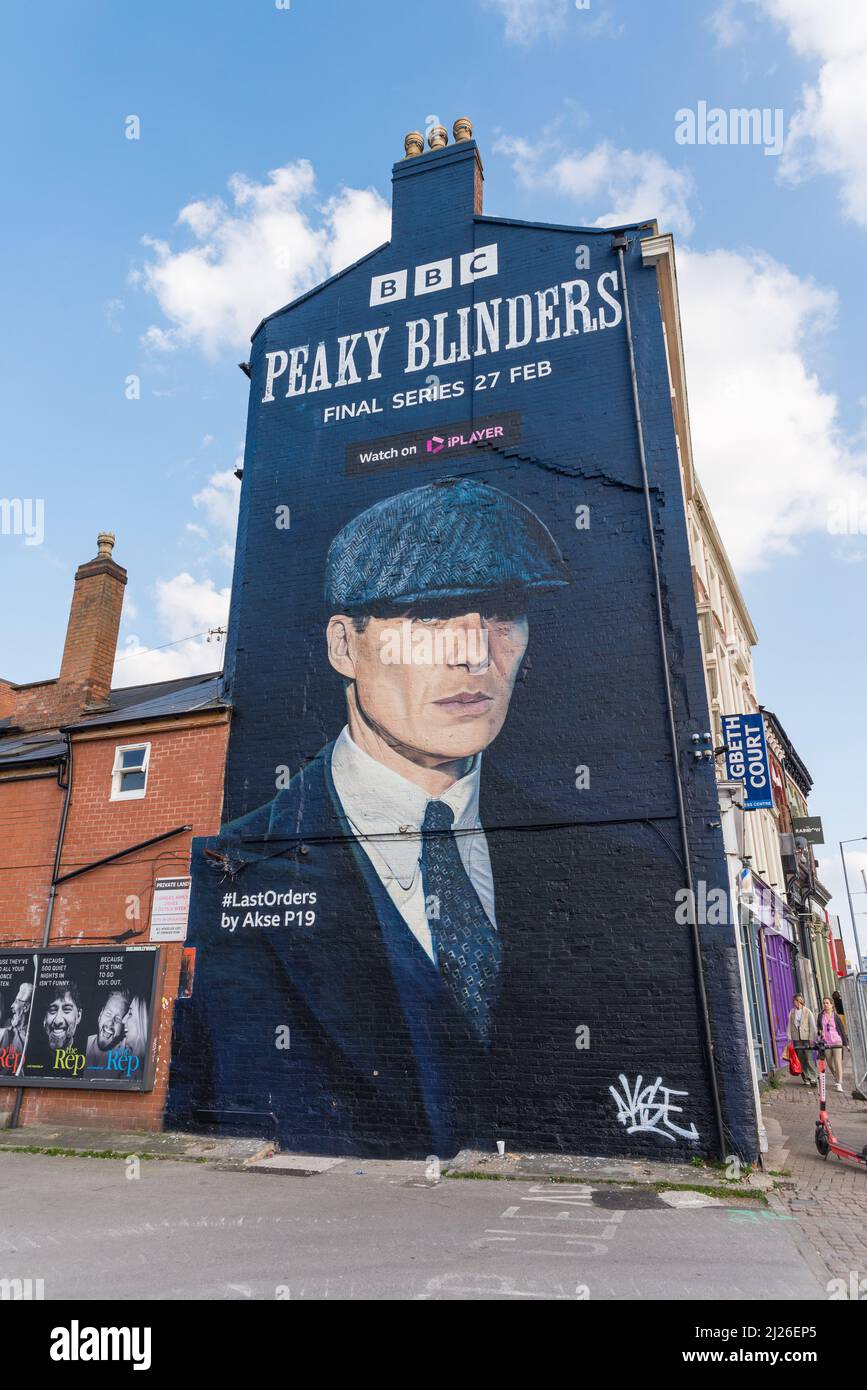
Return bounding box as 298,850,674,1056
839,836,867,974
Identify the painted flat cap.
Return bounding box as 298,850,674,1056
325,477,570,611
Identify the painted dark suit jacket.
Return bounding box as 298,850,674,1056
167,745,583,1156
167,742,715,1159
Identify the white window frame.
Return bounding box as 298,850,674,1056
110,742,151,801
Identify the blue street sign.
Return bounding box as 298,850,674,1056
722,713,773,810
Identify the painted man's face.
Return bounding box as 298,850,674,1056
97,994,127,1051
11,984,32,1029
43,991,81,1050
328,608,529,762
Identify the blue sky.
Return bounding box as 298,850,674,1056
2,0,866,953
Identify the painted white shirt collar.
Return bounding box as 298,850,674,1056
331,725,481,886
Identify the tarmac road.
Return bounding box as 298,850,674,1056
0,1151,829,1301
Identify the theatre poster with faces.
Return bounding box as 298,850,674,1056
0,947,160,1089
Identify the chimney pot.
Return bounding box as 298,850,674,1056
58,534,127,710
453,117,473,143
404,131,425,159
391,126,484,236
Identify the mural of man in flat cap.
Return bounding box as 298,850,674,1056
180,477,570,1156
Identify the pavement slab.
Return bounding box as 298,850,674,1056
0,1123,272,1165
761,1062,867,1298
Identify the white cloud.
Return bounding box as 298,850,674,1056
721,1,867,227
321,187,394,289
496,134,696,235
779,53,867,225
113,632,222,685
495,127,867,569
113,456,240,687
756,0,867,58
114,573,230,686
192,467,241,537
677,246,867,569
709,1,748,47
482,0,619,43
141,325,178,354
154,572,230,642
105,298,125,332
482,0,571,44
136,161,390,356
815,845,867,969
119,163,388,681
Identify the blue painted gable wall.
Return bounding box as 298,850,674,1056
167,140,757,1162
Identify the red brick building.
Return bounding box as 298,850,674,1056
0,534,228,1130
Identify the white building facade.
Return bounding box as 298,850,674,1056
642,233,802,1149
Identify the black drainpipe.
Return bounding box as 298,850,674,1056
613,233,727,1159
43,732,75,948
7,732,74,1130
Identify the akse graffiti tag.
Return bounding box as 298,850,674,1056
609,1073,700,1143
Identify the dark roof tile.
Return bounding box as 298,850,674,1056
67,673,227,729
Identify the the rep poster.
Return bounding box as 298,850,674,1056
0,947,160,1089
0,952,36,1081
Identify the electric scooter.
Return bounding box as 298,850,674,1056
813,1039,867,1169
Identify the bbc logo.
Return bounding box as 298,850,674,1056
370,244,498,307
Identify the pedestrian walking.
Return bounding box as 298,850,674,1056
819,995,848,1092
786,994,818,1087
832,988,846,1022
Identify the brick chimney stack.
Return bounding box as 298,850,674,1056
58,532,127,710
392,117,483,243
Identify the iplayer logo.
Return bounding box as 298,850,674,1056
425,424,508,457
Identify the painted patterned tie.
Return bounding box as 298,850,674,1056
420,799,502,1044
